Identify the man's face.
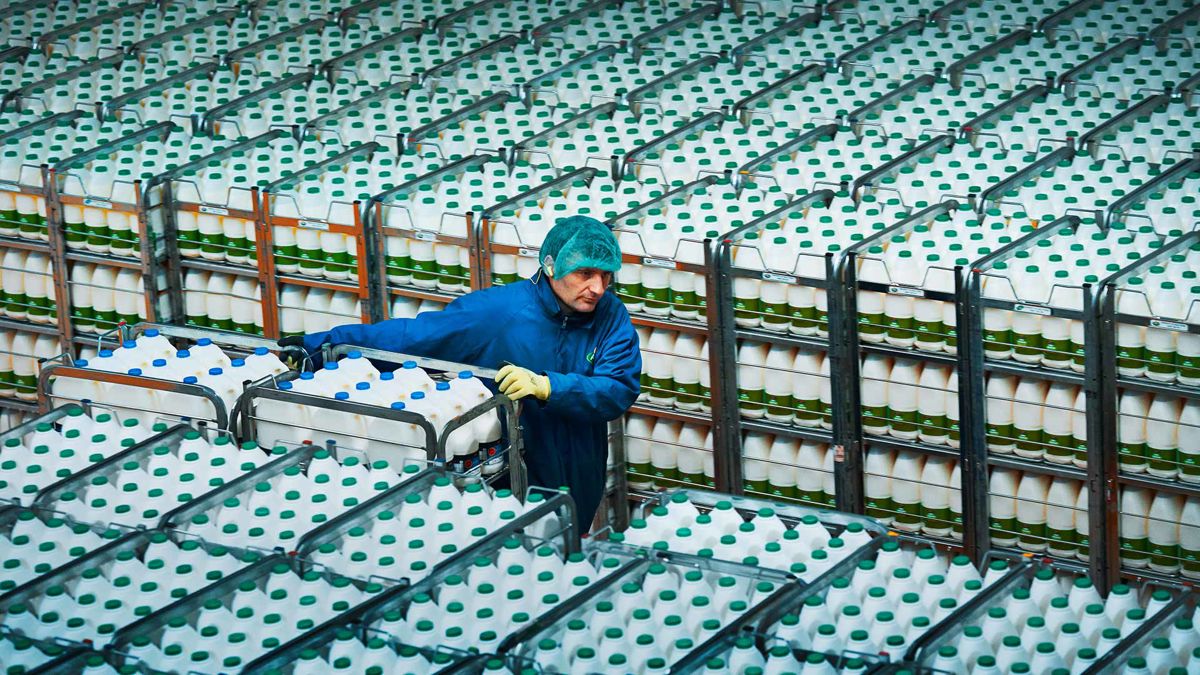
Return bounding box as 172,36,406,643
548,267,613,313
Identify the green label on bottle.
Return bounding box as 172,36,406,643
1118,442,1147,470
887,408,919,435
1116,344,1144,371
1146,444,1178,475
859,311,886,337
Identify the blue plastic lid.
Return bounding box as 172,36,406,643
99,350,114,358
356,382,370,390
334,392,349,400
183,376,198,384
325,362,339,370
253,347,268,356
123,340,137,349
348,350,362,359
197,338,212,346
176,350,190,358
380,372,394,381
152,359,167,367
402,361,417,369
75,359,88,367
127,368,142,376
279,381,293,391
389,402,405,410
436,382,450,391
299,372,314,380
411,391,425,400
209,368,223,376
144,329,159,337
458,371,472,379
231,359,245,367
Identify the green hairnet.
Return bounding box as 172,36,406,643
541,215,622,278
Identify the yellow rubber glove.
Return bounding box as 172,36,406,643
496,364,551,401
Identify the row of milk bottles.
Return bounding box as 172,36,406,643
638,329,710,412
1116,264,1200,386
0,509,116,595
387,160,546,294
737,342,830,428
0,192,48,241
182,269,265,336
1119,486,1200,578
3,532,251,646
182,449,403,552
255,353,504,473
624,414,714,490
1117,391,1200,480
742,434,836,508
933,569,1179,674
131,566,379,673
0,405,158,502
304,477,523,583
53,432,271,530
0,331,60,401
55,332,287,426
865,447,961,539
986,375,1085,466
990,469,1088,560
68,263,149,334
0,249,56,324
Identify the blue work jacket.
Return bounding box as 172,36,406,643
302,270,642,530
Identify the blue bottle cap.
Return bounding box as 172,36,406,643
75,359,89,367
209,368,223,376
458,371,472,379
279,381,293,391
402,361,417,369
152,359,167,367
197,338,212,346
122,340,137,349
436,382,450,391
183,376,198,384
299,372,314,380
390,402,405,410
325,362,339,370
176,350,190,358
348,350,362,359
231,359,245,367
380,372,394,381
99,350,114,358
253,347,268,355
335,392,349,400
144,328,159,337
356,382,370,390
411,391,425,400
127,368,142,376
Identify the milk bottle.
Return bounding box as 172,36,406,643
736,341,768,419
1042,383,1077,465
986,375,1016,454
1180,399,1200,483
1181,498,1200,579
864,446,895,522
886,359,921,440
917,365,950,446
1147,491,1182,574
792,350,824,428
1046,478,1080,559
1118,392,1150,474
1145,395,1180,479
643,330,677,408
672,334,706,412
1120,487,1151,569
920,456,954,536
860,355,891,436
762,344,794,423
989,468,1019,547
890,450,925,532
1012,378,1048,460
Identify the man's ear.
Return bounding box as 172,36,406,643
542,255,555,279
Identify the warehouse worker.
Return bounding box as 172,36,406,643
283,215,641,531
